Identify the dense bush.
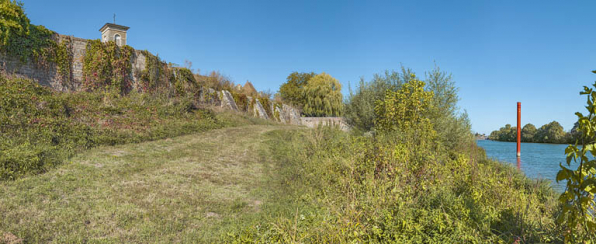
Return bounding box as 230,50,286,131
345,66,474,151
0,75,266,180
425,67,474,152
344,69,408,131
257,96,273,118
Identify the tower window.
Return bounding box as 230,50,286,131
114,34,121,45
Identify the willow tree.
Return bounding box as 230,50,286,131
302,72,343,117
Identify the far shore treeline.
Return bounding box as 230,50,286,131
488,121,579,144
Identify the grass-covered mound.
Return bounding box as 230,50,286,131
0,75,269,180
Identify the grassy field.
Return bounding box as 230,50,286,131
0,122,564,243
0,125,299,243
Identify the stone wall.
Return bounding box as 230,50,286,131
69,35,88,91
0,34,151,92
300,117,349,131
0,32,348,130
0,52,61,90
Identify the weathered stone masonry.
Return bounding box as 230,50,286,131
0,33,347,129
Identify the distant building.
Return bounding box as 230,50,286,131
99,23,129,46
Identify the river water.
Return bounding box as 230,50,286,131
476,140,569,192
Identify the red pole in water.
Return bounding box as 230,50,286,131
517,102,521,157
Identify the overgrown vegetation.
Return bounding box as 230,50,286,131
196,70,236,91
0,74,262,180
232,91,249,111
228,75,561,242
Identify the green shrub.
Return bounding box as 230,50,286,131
231,91,248,112
258,96,274,118
173,67,199,97
345,68,410,131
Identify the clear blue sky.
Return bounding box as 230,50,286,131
20,0,596,134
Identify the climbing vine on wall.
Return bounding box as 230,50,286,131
259,97,274,118
55,36,73,87
83,40,134,94
138,50,171,93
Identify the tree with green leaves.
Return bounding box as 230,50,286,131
556,72,596,242
0,0,29,47
521,123,537,142
535,121,566,143
279,71,315,109
301,72,343,117
490,121,569,144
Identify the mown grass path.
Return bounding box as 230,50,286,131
0,125,297,243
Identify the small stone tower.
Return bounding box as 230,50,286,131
99,23,129,46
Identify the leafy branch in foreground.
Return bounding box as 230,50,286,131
557,74,596,243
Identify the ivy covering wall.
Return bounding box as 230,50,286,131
82,40,135,93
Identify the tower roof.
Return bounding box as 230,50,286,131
99,23,130,32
